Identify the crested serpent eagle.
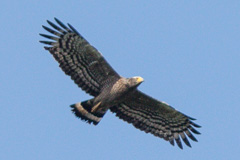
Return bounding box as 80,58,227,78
40,18,201,149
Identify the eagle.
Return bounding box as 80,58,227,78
40,18,200,149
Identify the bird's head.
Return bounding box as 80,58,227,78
127,76,144,88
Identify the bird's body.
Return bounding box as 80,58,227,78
72,77,144,124
40,18,201,149
94,77,140,107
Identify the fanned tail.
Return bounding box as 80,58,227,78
70,99,106,125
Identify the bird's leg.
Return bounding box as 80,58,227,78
91,102,102,113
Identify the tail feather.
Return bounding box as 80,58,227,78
70,100,106,125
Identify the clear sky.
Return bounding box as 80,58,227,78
1,1,240,160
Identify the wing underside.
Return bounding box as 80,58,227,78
40,18,120,96
110,90,201,149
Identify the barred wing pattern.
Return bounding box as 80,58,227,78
40,18,120,96
110,90,201,149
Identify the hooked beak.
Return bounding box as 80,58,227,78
136,76,144,84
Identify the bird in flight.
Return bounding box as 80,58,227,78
40,18,201,149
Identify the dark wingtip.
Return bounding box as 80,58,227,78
183,138,192,148
39,33,53,39
187,116,196,121
67,23,80,35
39,40,53,45
54,17,60,22
44,46,50,50
189,126,201,135
176,138,183,149
46,20,51,25
188,133,198,142
169,139,175,146
185,142,192,148
189,119,201,128
42,25,47,30
53,17,73,32
180,133,192,148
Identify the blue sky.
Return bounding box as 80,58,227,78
1,1,240,160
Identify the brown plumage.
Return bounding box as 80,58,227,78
40,18,201,149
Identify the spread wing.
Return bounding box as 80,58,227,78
110,90,201,149
40,18,120,97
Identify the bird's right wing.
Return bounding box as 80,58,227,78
110,90,201,149
40,18,120,97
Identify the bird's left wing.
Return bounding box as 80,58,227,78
40,18,120,97
110,90,201,149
